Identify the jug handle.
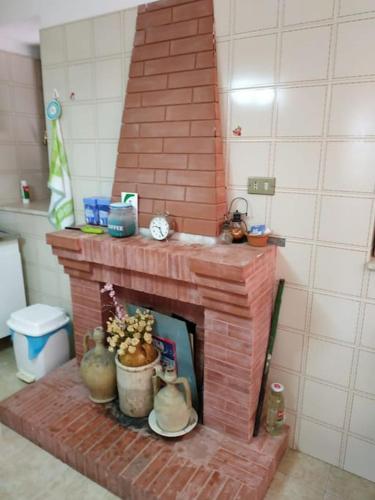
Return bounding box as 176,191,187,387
176,377,192,411
83,331,92,354
152,365,162,398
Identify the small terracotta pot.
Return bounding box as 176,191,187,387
247,234,269,247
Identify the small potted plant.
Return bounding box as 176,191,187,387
101,283,160,418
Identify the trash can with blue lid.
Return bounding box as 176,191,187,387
7,303,72,383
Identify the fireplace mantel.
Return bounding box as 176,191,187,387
47,230,277,443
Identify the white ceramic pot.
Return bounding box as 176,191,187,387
115,353,160,418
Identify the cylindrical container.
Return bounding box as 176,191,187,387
266,382,285,436
97,197,111,227
115,353,160,417
20,180,30,204
108,202,136,238
83,197,99,225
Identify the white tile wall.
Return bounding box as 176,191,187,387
299,418,342,465
0,51,48,204
280,26,331,82
233,0,279,33
306,337,354,387
318,196,373,246
329,82,375,136
283,0,334,25
276,86,326,136
274,142,321,189
361,303,375,349
302,379,348,428
232,35,277,88
344,436,375,482
350,394,375,441
324,142,375,193
310,292,359,343
335,18,375,77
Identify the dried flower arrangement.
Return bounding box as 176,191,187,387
101,283,158,367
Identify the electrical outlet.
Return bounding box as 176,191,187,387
248,177,276,195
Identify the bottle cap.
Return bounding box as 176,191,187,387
271,382,284,393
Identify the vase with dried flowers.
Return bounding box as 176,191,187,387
101,283,160,417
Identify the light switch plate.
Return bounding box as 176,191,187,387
248,177,276,195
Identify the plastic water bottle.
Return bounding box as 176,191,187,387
266,382,285,436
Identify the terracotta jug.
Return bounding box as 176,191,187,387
153,367,192,432
80,326,117,403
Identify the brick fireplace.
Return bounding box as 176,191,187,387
0,1,289,498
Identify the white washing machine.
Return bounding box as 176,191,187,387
0,232,26,339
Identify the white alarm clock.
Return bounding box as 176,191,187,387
149,214,174,241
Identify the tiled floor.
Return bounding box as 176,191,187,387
1,340,374,500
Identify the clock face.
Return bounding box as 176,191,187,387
149,216,170,240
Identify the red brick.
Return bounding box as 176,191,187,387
137,7,172,29
132,41,170,61
155,170,167,183
164,137,217,153
173,0,213,22
196,50,215,68
188,153,216,170
142,0,194,11
138,183,185,200
139,197,154,213
142,87,192,106
185,186,218,203
118,138,163,153
117,153,138,168
125,93,142,108
166,201,218,219
138,153,187,169
196,471,226,499
134,30,145,46
127,74,167,92
166,102,215,120
170,33,213,55
140,121,190,137
116,168,155,183
179,467,212,499
121,123,140,137
124,106,165,123
129,61,144,77
145,19,198,43
191,119,216,136
144,53,195,75
199,15,213,33
169,67,215,88
167,169,215,186
193,85,215,102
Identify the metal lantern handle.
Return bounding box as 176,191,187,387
228,197,249,217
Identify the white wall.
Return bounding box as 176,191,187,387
40,9,137,224
0,0,145,29
0,50,48,203
214,0,375,482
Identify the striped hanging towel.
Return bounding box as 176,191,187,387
48,119,75,229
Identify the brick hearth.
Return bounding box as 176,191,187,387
0,361,288,499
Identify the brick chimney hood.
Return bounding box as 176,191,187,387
113,0,226,237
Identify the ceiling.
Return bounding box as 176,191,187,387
0,0,148,57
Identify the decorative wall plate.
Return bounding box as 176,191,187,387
46,99,62,120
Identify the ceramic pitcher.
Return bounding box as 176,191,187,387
152,367,192,432
80,326,117,403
